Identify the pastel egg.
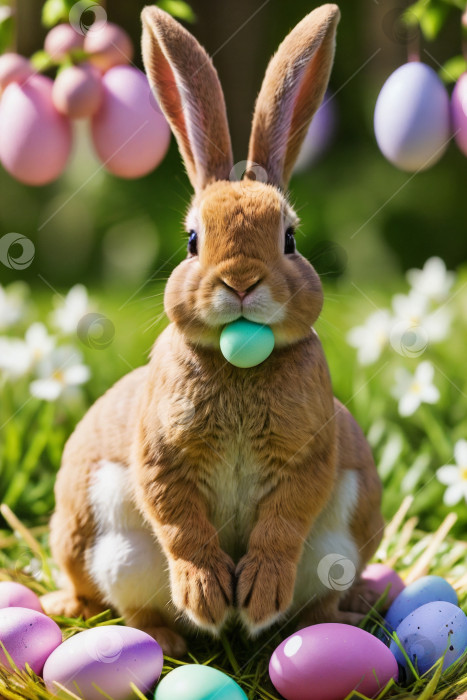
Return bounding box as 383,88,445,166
269,623,398,700
44,24,84,61
84,22,133,73
0,74,72,185
374,62,450,171
360,563,405,605
0,53,33,92
43,624,163,699
451,72,467,157
90,65,171,178
52,64,103,119
294,91,337,172
0,581,43,612
220,319,275,368
0,607,62,674
390,601,467,678
154,664,248,700
385,575,458,633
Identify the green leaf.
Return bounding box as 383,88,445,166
30,49,54,71
156,0,196,23
41,0,70,28
440,53,467,83
0,9,14,54
419,3,450,40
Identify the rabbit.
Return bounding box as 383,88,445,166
41,3,384,659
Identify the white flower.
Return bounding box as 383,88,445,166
436,440,467,506
0,337,31,378
407,257,455,303
346,309,392,365
392,361,440,416
391,290,450,345
51,285,91,335
0,284,25,330
24,323,55,366
30,346,91,401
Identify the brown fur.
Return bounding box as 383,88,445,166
43,5,383,657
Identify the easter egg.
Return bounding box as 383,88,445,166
294,91,337,172
360,563,405,605
220,319,275,368
0,53,33,92
269,623,398,700
0,607,62,674
43,624,163,700
90,65,171,178
84,22,133,73
451,72,467,157
390,601,467,678
52,64,103,119
44,24,84,61
0,581,43,612
385,575,458,633
0,74,72,185
374,62,450,171
154,664,248,700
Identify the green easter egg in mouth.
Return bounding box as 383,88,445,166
219,319,275,368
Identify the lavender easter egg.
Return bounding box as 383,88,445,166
0,581,43,612
0,74,72,185
44,24,84,61
451,72,467,157
43,625,163,700
385,575,458,633
390,601,467,678
0,53,33,91
53,64,102,119
361,564,405,605
294,91,337,171
0,607,62,674
269,623,398,700
90,65,170,178
374,62,450,171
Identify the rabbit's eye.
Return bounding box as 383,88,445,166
284,227,295,254
187,230,198,256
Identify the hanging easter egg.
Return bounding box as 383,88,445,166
44,23,84,60
360,563,405,606
84,22,133,73
154,664,248,700
0,53,33,92
52,64,103,119
220,319,275,368
90,65,170,178
390,601,467,679
0,74,72,185
43,625,163,700
374,62,450,171
293,91,337,172
0,581,43,612
269,623,398,700
0,607,62,674
385,575,458,633
451,72,467,157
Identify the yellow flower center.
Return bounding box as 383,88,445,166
411,381,422,394
52,369,65,384
461,466,467,481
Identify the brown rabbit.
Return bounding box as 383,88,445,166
42,4,384,658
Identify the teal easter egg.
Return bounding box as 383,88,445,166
154,664,248,700
220,319,275,368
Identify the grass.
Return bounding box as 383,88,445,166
1,272,467,699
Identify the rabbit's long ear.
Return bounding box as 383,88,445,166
247,4,340,190
141,7,233,191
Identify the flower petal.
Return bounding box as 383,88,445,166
399,392,420,416
30,379,62,401
436,465,459,485
443,483,463,507
454,439,467,467
416,361,434,385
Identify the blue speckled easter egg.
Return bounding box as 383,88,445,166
385,576,458,633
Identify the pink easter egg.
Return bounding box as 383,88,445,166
451,72,467,157
0,74,72,185
90,65,170,178
84,22,133,73
0,53,33,92
0,581,43,612
361,563,405,605
44,23,84,61
53,63,103,119
0,607,62,675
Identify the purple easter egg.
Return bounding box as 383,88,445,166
361,564,405,605
43,624,163,700
44,24,84,61
294,91,337,171
0,53,33,91
0,607,62,674
52,63,103,119
0,581,43,612
451,72,467,157
374,62,450,171
269,623,398,700
0,74,72,185
90,65,170,178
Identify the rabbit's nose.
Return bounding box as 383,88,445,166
221,278,263,300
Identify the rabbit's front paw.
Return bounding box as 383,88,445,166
170,551,235,632
236,552,296,634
